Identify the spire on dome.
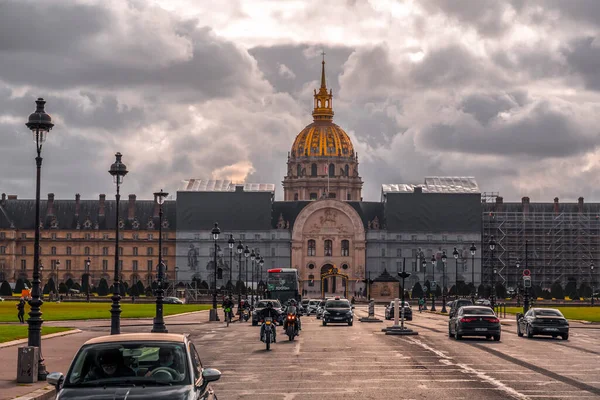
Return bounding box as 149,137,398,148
313,51,334,121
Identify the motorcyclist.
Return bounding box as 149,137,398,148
286,299,301,333
259,302,278,343
222,296,234,321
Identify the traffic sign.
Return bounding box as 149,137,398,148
523,276,532,288
523,269,531,277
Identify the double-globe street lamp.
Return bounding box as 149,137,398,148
259,257,265,298
430,255,437,312
244,246,250,300
228,235,235,294
453,247,459,300
25,98,54,380
85,257,91,301
250,249,256,306
237,241,244,311
441,251,448,313
152,189,168,333
489,236,496,310
470,243,477,303
421,258,427,310
109,152,128,335
210,223,221,321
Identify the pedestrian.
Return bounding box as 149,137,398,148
17,297,25,323
418,297,424,313
131,295,135,303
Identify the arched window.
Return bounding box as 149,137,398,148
297,164,301,176
324,240,332,256
51,246,57,255
341,240,349,256
311,163,317,177
328,163,335,177
294,193,299,201
84,246,90,255
345,164,349,176
307,240,316,256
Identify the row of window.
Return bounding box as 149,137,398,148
20,259,166,272
14,246,168,256
192,233,286,241
296,163,351,178
374,234,466,242
10,232,169,240
307,240,350,257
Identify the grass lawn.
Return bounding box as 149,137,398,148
0,326,72,343
504,306,600,322
0,303,212,322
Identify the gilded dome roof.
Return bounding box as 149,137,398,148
291,122,354,158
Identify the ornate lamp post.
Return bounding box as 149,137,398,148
421,258,427,310
210,223,220,321
431,255,436,311
55,260,61,296
244,246,250,300
453,247,459,300
515,258,521,307
259,257,265,298
85,257,91,302
237,241,243,310
108,152,128,335
441,251,448,313
152,189,168,333
250,249,256,306
228,234,235,295
25,98,54,380
470,243,476,303
489,236,496,310
591,262,595,307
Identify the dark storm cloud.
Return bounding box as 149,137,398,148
460,93,519,126
563,37,600,91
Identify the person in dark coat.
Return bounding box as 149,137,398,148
17,298,26,323
84,348,135,382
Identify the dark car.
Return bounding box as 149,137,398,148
322,298,354,326
449,298,474,318
385,301,412,321
163,297,184,304
449,305,501,341
251,299,283,326
47,333,220,400
517,308,569,340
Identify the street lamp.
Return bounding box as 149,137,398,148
453,247,459,300
55,260,61,296
441,251,448,313
250,249,256,306
109,152,128,335
489,236,496,310
244,246,250,301
431,255,436,311
421,258,427,310
515,258,521,307
228,234,235,295
85,257,91,302
25,98,54,380
152,189,168,333
470,243,476,303
591,262,595,307
237,241,243,311
259,257,265,298
210,222,220,321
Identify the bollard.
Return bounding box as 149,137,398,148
17,346,39,383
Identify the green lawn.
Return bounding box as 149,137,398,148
0,326,72,343
504,306,600,322
0,302,212,322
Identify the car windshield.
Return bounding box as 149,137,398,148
535,309,562,317
326,301,350,309
309,300,319,305
256,301,281,308
462,308,495,315
64,342,189,387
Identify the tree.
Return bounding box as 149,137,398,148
412,282,424,299
58,282,68,294
14,278,25,294
542,289,552,300
0,281,12,296
65,278,74,289
118,282,126,296
550,282,564,299
495,282,506,299
130,285,139,296
46,277,56,294
135,281,145,296
81,274,90,294
579,283,592,298
448,285,457,296
465,282,476,296
24,279,32,289
97,278,109,296
236,280,245,293
200,280,209,290
478,284,489,298
564,280,578,300
434,284,442,297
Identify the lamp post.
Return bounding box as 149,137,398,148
421,258,427,310
250,249,256,306
237,241,243,311
228,234,234,295
39,264,44,300
108,152,128,335
515,258,521,307
85,257,91,302
453,247,459,300
591,262,595,307
210,223,220,321
25,98,54,380
152,189,168,333
489,236,496,310
470,243,476,303
259,257,265,299
441,251,448,313
244,246,250,300
55,260,60,297
431,255,436,311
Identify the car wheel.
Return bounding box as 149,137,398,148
517,324,523,337
348,321,353,326
526,324,533,338
322,320,327,326
493,335,501,341
562,333,569,340
252,321,258,326
454,326,462,340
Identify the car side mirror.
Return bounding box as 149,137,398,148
449,312,454,318
47,372,64,390
201,368,221,384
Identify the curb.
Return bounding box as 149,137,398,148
11,385,55,400
0,329,82,349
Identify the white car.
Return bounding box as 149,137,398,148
475,299,492,307
306,299,320,315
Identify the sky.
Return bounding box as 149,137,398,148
2,0,600,202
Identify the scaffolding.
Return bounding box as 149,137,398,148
482,205,599,290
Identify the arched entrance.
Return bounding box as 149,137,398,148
321,265,349,298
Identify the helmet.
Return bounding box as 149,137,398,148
290,299,297,305
266,302,273,309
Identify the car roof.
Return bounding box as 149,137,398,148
532,308,561,313
84,333,187,345
460,306,493,311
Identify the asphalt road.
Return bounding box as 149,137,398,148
122,306,600,400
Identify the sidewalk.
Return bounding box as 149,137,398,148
0,310,211,400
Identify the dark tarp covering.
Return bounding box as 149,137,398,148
385,192,481,232
177,191,273,231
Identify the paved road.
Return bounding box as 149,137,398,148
165,306,600,400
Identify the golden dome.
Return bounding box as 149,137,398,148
291,121,354,158
290,53,355,159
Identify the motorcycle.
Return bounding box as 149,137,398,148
284,313,299,341
241,309,250,322
262,317,274,351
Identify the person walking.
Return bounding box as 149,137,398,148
17,297,26,323
418,297,425,313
